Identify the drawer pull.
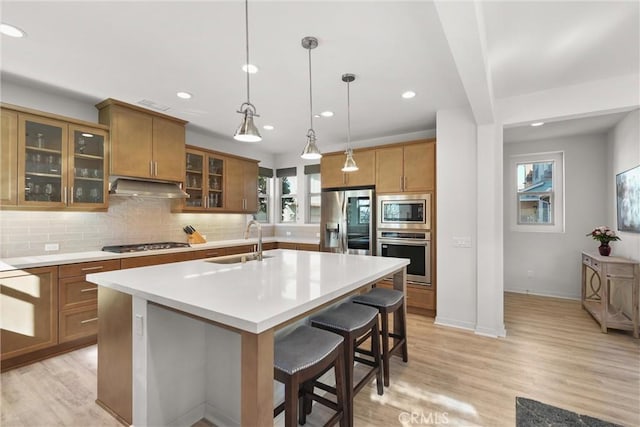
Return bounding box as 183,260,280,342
80,317,98,324
80,287,98,293
81,266,104,272
206,252,220,256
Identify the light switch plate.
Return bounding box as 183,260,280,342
453,237,472,248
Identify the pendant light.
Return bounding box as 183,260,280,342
300,36,322,159
233,0,261,142
341,73,358,172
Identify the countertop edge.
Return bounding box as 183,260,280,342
1,237,320,270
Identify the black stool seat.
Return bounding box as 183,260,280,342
351,288,403,308
353,287,408,387
274,325,347,427
308,303,383,427
275,325,342,375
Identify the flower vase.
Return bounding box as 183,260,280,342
598,243,611,257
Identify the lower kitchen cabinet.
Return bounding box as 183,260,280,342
189,247,227,260
277,242,319,251
376,280,435,316
1,266,59,361
58,259,120,343
120,252,193,269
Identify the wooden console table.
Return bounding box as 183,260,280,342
581,252,639,338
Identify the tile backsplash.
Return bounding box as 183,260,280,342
0,198,274,258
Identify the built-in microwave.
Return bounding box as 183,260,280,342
377,194,431,230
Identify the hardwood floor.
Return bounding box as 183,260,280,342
2,292,639,426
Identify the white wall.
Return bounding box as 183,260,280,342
503,133,609,299
607,109,640,260
435,107,478,331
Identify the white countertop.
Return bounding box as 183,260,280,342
87,249,408,334
0,237,320,270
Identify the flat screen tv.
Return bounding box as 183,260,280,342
616,164,640,233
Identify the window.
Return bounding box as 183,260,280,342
305,164,321,223
255,167,273,223
277,167,297,223
509,151,564,232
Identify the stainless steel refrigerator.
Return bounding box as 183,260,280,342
320,188,375,255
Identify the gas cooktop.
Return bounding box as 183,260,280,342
102,242,191,253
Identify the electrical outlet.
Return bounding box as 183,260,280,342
316,232,320,238
452,237,472,248
44,243,59,251
286,231,292,236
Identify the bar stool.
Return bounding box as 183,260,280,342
274,325,347,427
308,303,384,427
352,287,408,387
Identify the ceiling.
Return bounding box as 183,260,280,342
1,1,638,155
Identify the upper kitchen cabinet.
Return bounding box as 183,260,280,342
1,104,110,210
225,156,258,212
320,149,375,189
1,109,18,206
96,99,187,183
376,140,435,193
179,145,257,213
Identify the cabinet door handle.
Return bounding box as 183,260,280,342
65,186,69,204
149,161,153,176
404,176,407,190
400,176,404,191
81,266,104,272
80,287,98,293
80,317,98,324
154,161,158,176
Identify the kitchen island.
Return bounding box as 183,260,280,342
87,249,408,426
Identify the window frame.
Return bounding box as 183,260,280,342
278,175,298,223
306,172,321,224
509,151,565,233
256,174,272,224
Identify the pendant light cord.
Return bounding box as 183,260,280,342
346,80,351,148
308,47,314,131
244,0,251,105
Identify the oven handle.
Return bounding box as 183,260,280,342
378,239,430,246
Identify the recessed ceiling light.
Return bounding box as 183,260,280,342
263,125,274,130
242,64,258,74
81,133,94,138
401,91,416,99
530,122,545,127
0,23,26,38
176,91,192,99
314,114,321,118
320,111,334,117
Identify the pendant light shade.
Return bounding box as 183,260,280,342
234,103,261,142
300,36,322,159
234,0,261,142
341,73,358,172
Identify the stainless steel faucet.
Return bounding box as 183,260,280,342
244,219,263,261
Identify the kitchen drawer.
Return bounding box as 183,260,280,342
277,242,297,250
262,242,277,251
59,306,98,343
375,281,435,311
407,284,435,310
59,259,121,278
225,244,255,255
59,277,98,310
190,248,227,260
120,252,192,269
296,243,319,252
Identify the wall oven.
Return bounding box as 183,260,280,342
377,230,431,285
377,194,431,230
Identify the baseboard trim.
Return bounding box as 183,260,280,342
504,289,580,301
434,316,475,332
170,403,206,427
205,403,240,427
475,325,507,338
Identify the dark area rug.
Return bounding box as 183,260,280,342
516,397,623,427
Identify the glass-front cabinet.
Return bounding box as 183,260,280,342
185,149,204,209
183,149,224,210
207,156,224,209
17,113,108,209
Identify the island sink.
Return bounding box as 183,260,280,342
205,253,274,264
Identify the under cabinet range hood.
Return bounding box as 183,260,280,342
109,178,189,199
